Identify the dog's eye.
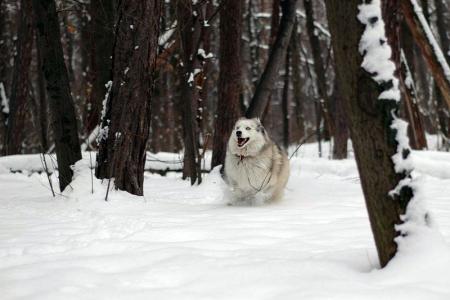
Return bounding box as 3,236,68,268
246,127,251,130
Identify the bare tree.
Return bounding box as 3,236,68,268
176,0,203,184
5,0,34,155
96,0,162,195
211,0,242,169
33,0,82,191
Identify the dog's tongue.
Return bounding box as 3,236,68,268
237,138,247,147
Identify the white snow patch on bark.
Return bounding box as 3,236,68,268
0,82,9,114
97,81,113,144
357,0,400,101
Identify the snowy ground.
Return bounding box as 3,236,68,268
1,142,450,299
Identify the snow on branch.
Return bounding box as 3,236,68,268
410,0,450,82
296,10,331,38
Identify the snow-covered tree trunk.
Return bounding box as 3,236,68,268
95,0,162,195
325,0,428,267
33,0,82,191
5,0,33,155
211,0,242,169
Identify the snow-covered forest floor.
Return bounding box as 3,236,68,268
1,140,450,299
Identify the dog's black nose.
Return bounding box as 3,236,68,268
236,131,242,137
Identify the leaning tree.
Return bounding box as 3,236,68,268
246,0,298,119
33,0,82,191
325,0,428,267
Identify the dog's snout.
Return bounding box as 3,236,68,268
236,130,242,137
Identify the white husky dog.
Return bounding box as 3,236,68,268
224,118,290,205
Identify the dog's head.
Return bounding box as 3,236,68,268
228,118,268,156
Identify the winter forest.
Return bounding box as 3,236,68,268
1,0,450,298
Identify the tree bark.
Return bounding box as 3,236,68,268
177,0,202,184
282,43,291,150
435,0,450,64
400,0,450,110
96,0,162,196
33,0,81,191
5,0,34,155
211,0,242,169
35,29,49,151
399,50,428,149
246,0,298,119
325,0,419,267
382,0,427,150
434,0,450,141
291,22,306,139
331,81,349,159
84,0,115,134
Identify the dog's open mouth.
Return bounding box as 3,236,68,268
237,137,249,147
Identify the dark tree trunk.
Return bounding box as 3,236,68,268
400,0,450,110
5,0,34,155
291,22,305,139
35,30,49,151
84,0,115,134
331,81,348,159
325,0,420,267
177,0,202,184
282,43,291,150
211,0,242,169
303,0,334,139
33,0,82,191
435,0,450,141
96,0,162,196
61,14,75,82
0,0,11,150
246,0,298,119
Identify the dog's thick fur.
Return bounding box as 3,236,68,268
224,118,290,205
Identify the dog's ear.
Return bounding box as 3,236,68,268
256,123,265,135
